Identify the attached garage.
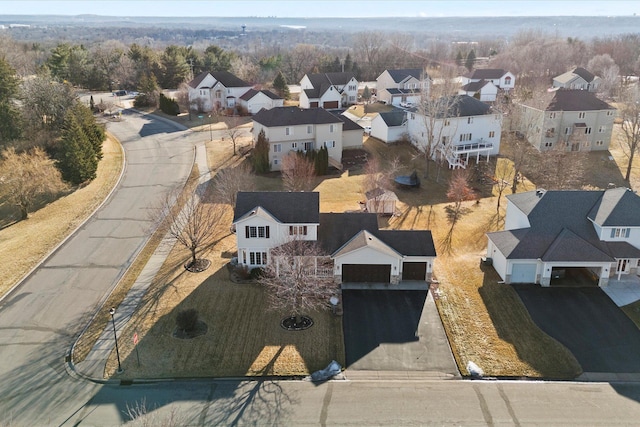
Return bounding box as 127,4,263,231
310,101,319,108
323,101,339,109
510,263,537,283
402,262,427,280
343,264,391,283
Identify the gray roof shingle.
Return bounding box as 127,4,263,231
233,192,320,224
252,106,343,127
386,68,425,83
464,68,507,80
546,89,614,112
409,95,491,118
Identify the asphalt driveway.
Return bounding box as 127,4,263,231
342,289,458,374
514,285,640,373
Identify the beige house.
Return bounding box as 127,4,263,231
552,67,601,92
252,107,356,171
376,69,430,107
519,89,616,152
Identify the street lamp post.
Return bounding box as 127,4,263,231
208,114,213,141
109,307,124,373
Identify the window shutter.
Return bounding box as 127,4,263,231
626,228,631,238
246,226,250,238
610,229,616,238
266,226,270,238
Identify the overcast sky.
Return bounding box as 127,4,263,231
0,1,638,18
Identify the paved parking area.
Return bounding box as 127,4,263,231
603,276,640,306
342,289,458,375
514,285,640,373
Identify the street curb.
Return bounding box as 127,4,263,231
0,132,126,305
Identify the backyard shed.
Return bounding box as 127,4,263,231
365,188,398,215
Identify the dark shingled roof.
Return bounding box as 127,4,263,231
409,95,491,118
188,71,251,89
386,88,422,95
318,213,379,254
376,230,436,257
253,106,342,127
378,110,407,127
239,88,282,101
461,80,492,91
188,71,210,89
335,114,363,131
386,68,425,83
487,189,640,262
464,68,507,80
233,192,320,224
546,89,615,112
305,72,356,97
572,67,596,83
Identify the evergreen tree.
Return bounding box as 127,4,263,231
252,129,270,173
70,102,104,160
332,56,341,72
465,50,476,72
89,95,95,112
343,53,353,72
57,114,98,185
0,57,22,144
456,51,464,66
362,85,371,103
273,71,290,100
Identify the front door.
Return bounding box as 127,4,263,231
571,142,580,152
617,259,630,275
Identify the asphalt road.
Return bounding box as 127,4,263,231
0,111,202,425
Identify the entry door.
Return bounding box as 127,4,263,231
617,259,630,274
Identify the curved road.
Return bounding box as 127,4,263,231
1,112,640,425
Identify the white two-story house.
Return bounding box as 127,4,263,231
486,188,640,287
552,67,601,92
233,192,437,286
188,71,253,112
252,106,358,171
376,69,430,107
406,95,502,169
299,72,358,109
459,69,515,101
519,89,616,152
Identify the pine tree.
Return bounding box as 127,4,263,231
456,51,464,66
465,50,476,72
57,114,98,185
252,129,270,173
362,85,371,103
344,53,353,72
273,71,290,100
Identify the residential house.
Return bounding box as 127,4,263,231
406,95,502,169
552,67,601,92
458,80,498,102
459,68,515,100
370,110,407,143
486,188,640,287
239,89,284,114
188,71,253,112
299,72,358,109
335,113,365,149
519,89,616,152
232,191,436,284
376,69,430,107
252,106,352,171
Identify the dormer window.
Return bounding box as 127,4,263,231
611,228,630,238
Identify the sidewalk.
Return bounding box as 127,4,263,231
72,142,211,380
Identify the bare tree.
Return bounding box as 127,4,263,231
492,158,514,212
362,154,401,193
440,169,475,253
260,239,338,327
617,84,640,184
225,116,245,155
530,144,587,190
211,162,254,206
587,54,620,98
0,147,68,220
281,153,316,192
154,187,227,272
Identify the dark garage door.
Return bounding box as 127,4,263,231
402,262,426,280
323,101,339,109
343,264,391,283
310,101,319,107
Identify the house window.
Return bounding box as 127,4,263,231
505,76,512,85
578,112,586,119
285,127,293,136
441,136,449,144
411,113,415,120
611,228,631,238
348,85,356,91
596,140,604,146
274,144,282,153
349,96,356,102
544,142,553,147
607,111,614,116
489,131,495,138
249,251,268,265
444,119,450,126
467,117,474,124
273,159,279,165
303,141,313,151
545,128,555,136
289,225,308,235
307,125,313,134
564,127,572,135
598,125,606,133
292,142,298,149
330,124,335,133
459,133,472,142
324,140,335,148
584,127,592,135
583,141,590,147
549,112,556,119
245,226,270,239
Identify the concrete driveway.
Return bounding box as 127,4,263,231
514,285,640,373
342,289,458,375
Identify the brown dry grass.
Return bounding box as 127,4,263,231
0,135,123,298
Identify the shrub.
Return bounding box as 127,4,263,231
176,309,199,332
159,93,180,116
250,267,264,279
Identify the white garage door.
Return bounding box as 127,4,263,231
511,263,537,283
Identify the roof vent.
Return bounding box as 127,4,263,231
535,188,546,197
